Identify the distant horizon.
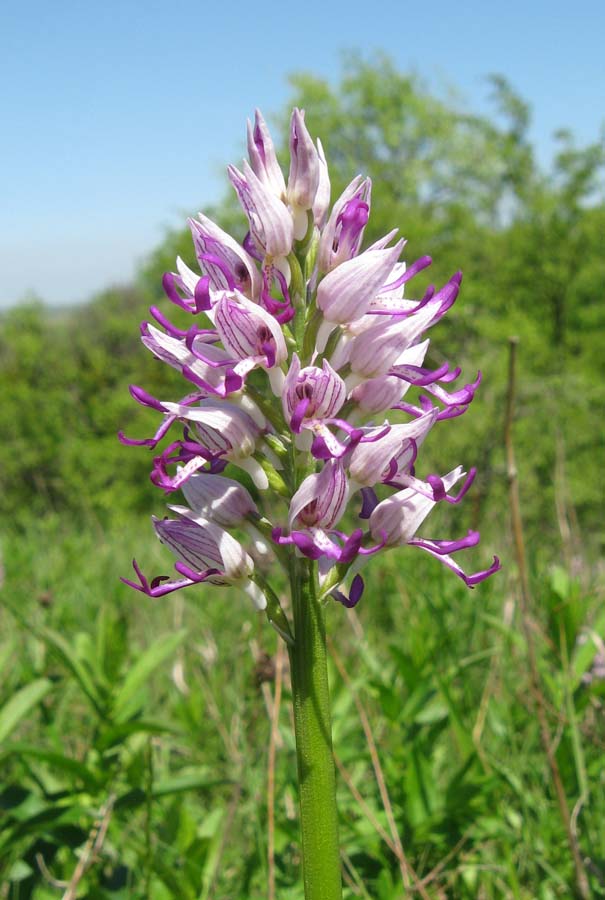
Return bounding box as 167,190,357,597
3,0,604,310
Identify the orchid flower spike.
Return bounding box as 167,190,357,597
121,106,500,638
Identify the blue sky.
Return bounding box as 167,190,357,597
2,0,604,308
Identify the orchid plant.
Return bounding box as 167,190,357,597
121,108,500,900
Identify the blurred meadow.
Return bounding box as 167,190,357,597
2,56,605,898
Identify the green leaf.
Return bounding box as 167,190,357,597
0,639,16,679
550,565,571,600
7,860,33,883
403,743,439,827
39,626,105,713
111,629,188,722
0,802,88,850
0,743,99,790
115,771,228,811
199,808,226,900
479,614,524,648
96,718,176,751
414,698,449,724
436,675,474,758
0,678,52,743
152,771,228,797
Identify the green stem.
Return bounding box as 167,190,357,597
288,558,342,900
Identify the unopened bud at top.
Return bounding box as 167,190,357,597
246,109,286,198
287,109,321,221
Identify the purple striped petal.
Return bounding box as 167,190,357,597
348,409,437,487
154,514,253,582
228,161,293,258
189,213,261,296
180,473,258,526
214,291,287,369
317,241,404,326
283,354,346,428
289,459,348,529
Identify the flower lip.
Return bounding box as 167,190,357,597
331,574,365,608
368,465,468,544
120,558,214,598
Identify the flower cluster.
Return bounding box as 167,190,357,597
121,109,500,633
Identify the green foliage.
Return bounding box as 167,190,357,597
1,520,236,899
1,522,604,897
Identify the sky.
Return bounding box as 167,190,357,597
2,0,604,309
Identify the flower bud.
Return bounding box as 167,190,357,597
349,321,430,380
228,161,293,259
350,374,405,415
246,109,286,198
287,109,320,216
369,489,429,546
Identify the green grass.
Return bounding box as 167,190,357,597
1,515,604,898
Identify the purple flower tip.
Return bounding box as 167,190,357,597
129,385,165,411
332,574,365,608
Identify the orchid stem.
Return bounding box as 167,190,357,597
289,557,342,900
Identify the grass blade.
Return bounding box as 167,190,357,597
0,678,52,744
